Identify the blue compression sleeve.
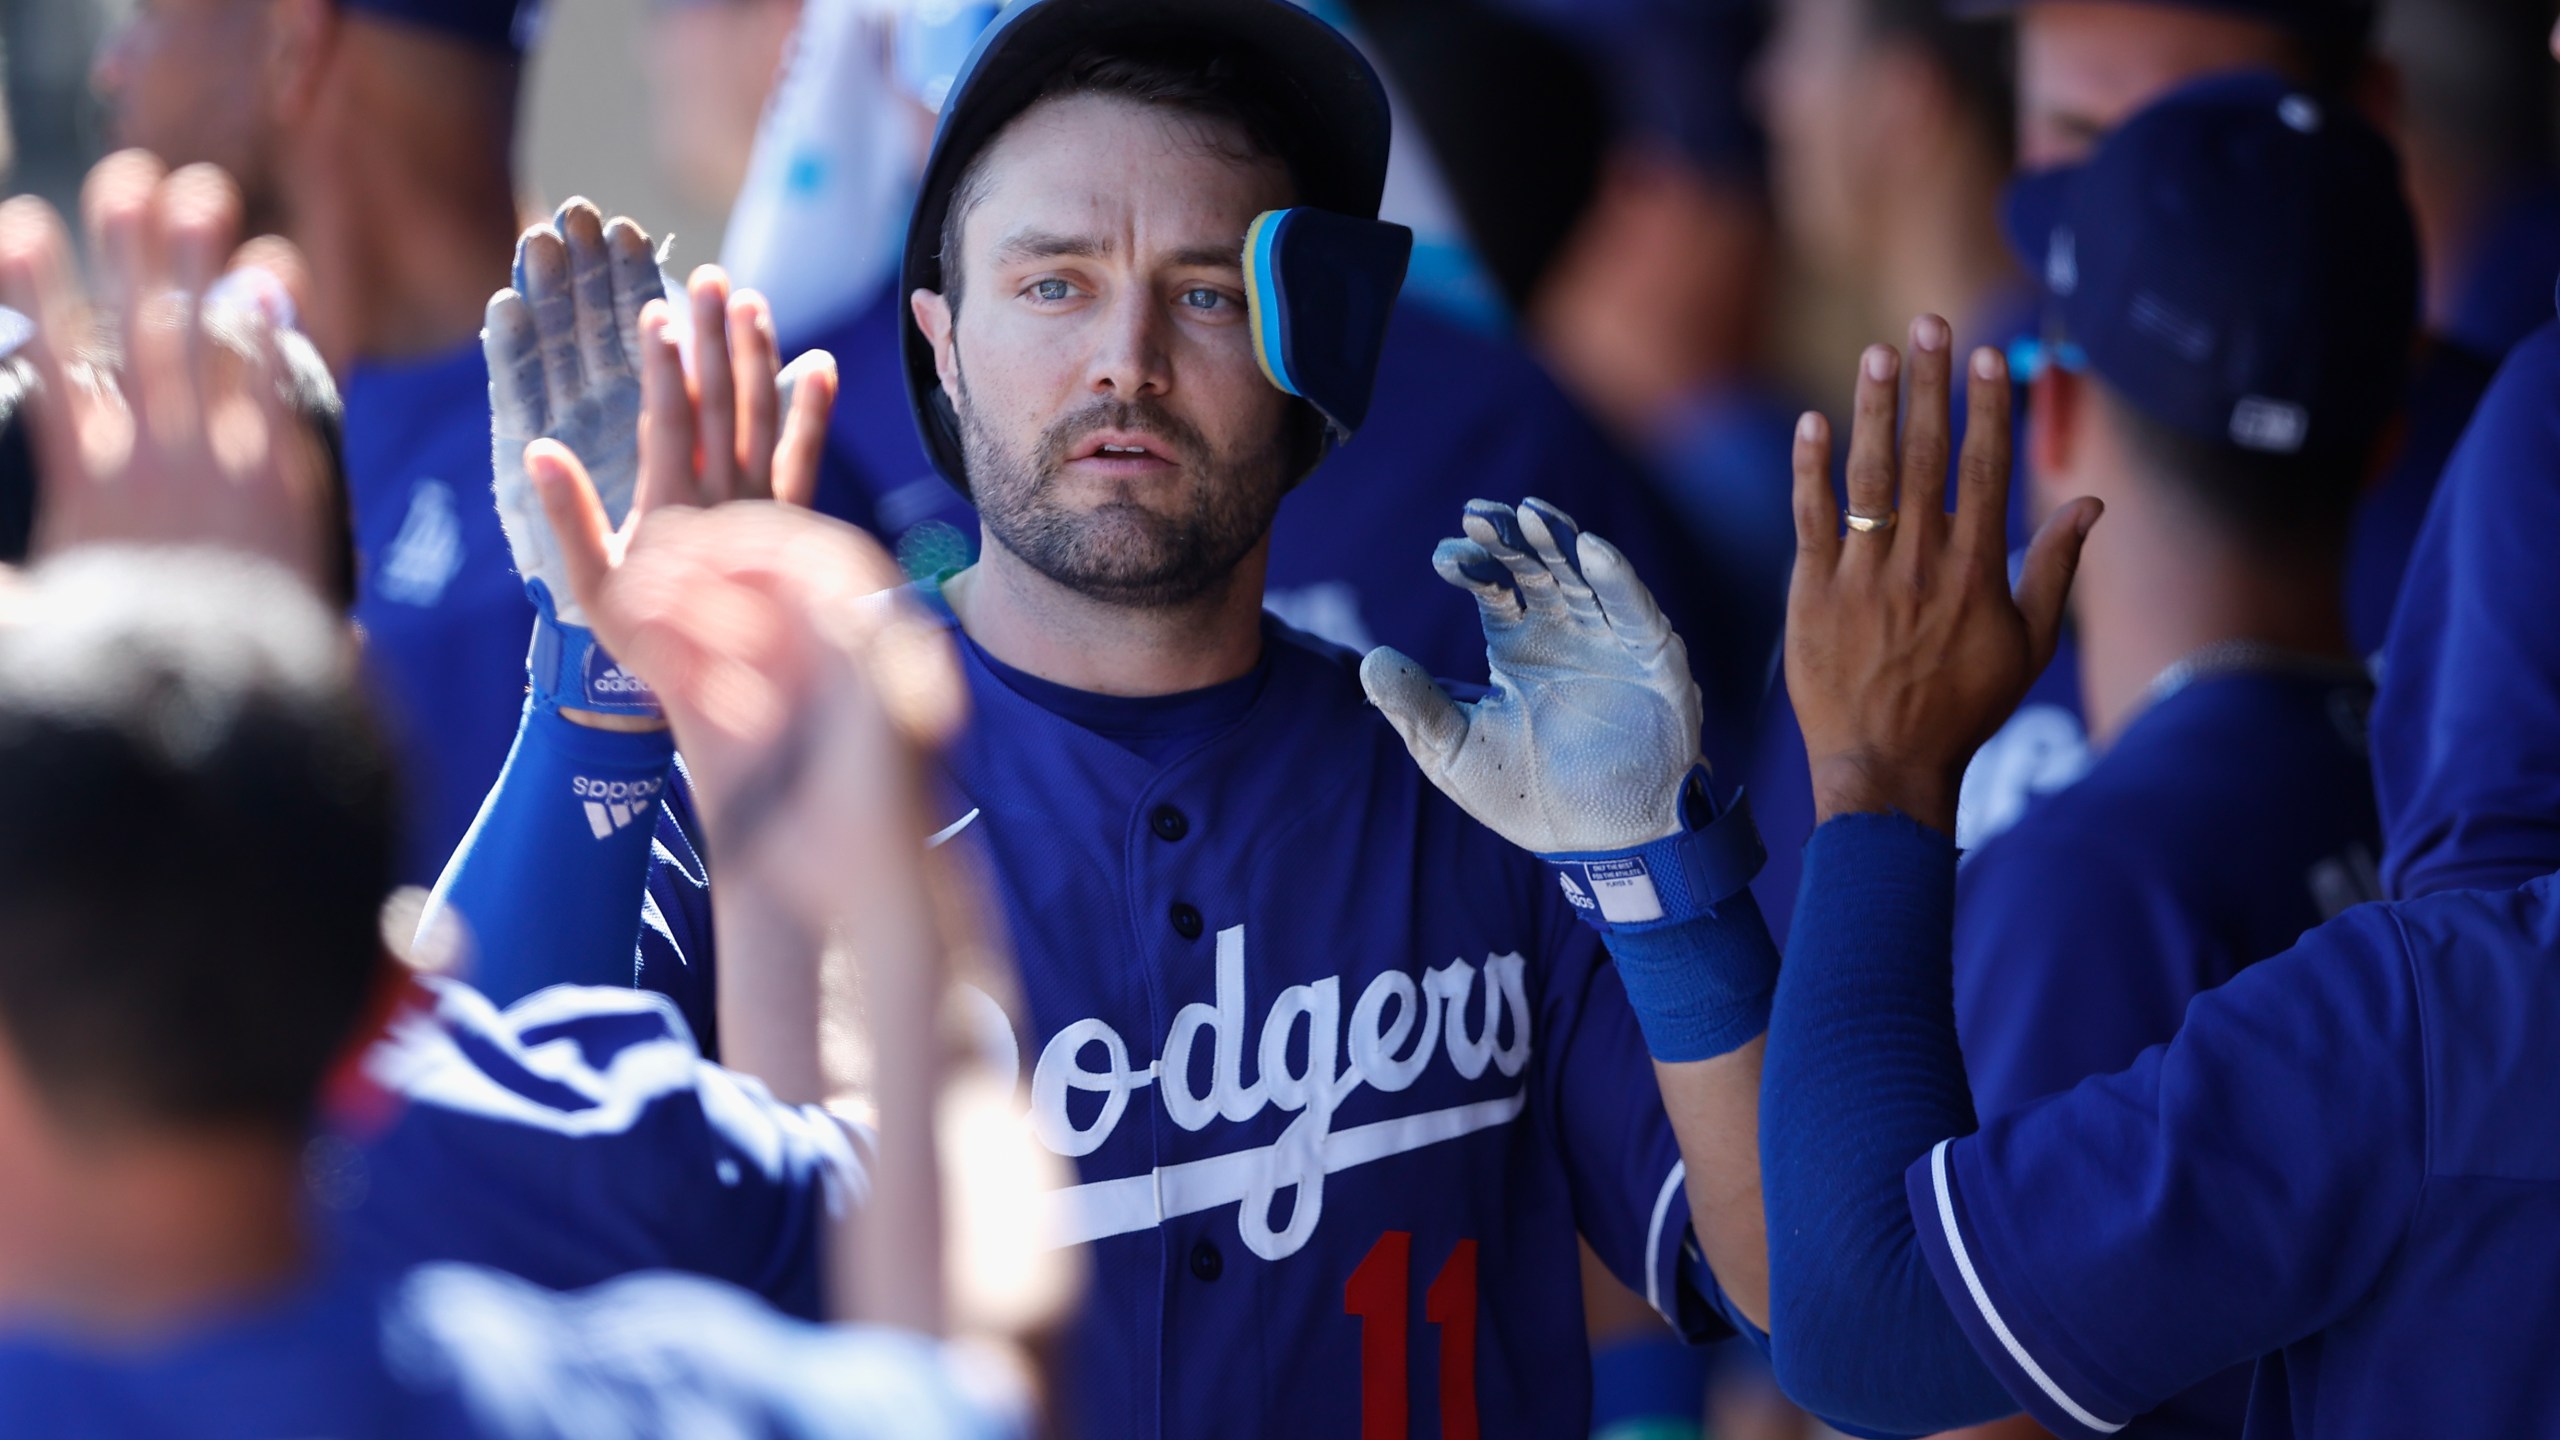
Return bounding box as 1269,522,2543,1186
427,705,676,1004
1760,814,2015,1433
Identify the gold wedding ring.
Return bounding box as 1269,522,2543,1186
1843,509,1895,534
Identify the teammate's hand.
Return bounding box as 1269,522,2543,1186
521,459,959,910
1785,315,2101,836
483,202,837,628
1361,497,1705,854
0,152,333,589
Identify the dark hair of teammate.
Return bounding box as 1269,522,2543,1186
0,552,395,1135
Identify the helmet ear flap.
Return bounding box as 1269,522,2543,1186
1244,208,1413,458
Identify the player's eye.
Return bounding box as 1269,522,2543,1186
1028,278,1076,303
1178,287,1230,313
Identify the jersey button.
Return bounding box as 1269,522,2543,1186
1189,1238,1223,1282
1150,804,1190,842
1169,902,1204,940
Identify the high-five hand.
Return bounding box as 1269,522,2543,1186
1784,315,2101,836
1361,497,1705,855
484,202,838,724
0,152,333,589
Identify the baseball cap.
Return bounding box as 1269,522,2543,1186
1946,0,2376,50
338,0,542,54
900,0,1397,492
1999,70,2417,462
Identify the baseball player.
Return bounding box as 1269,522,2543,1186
1923,72,2407,1439
0,542,1019,1439
434,1,1788,1434
0,166,1045,1429
91,0,546,885
0,161,1009,1336
1752,143,2560,1440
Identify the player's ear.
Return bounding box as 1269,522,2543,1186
912,288,960,397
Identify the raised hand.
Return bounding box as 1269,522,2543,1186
483,198,660,627
1784,315,2101,835
1360,497,1704,855
482,203,837,632
0,152,333,588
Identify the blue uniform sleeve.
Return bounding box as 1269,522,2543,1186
346,979,862,1320
637,758,724,1055
427,706,675,1005
2374,321,2560,897
1761,815,2014,1434
1953,827,2209,1117
1907,903,2428,1437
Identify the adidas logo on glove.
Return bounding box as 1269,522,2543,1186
573,775,664,839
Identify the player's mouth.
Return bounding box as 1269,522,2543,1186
1064,430,1183,477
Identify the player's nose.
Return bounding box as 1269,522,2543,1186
1083,283,1171,399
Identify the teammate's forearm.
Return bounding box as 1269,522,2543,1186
1760,812,2011,1431
714,808,948,1334
424,704,674,1004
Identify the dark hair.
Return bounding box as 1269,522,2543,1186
2102,380,2371,551
936,45,1299,315
1859,0,2015,162
0,552,396,1135
0,323,357,608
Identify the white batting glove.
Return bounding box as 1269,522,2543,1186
482,198,663,630
1360,498,1705,856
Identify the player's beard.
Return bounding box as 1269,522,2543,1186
956,362,1289,611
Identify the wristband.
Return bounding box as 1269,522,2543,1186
1545,770,1766,932
525,579,662,719
1546,770,1779,1062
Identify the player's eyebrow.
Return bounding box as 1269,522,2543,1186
989,230,1246,272
991,228,1110,265
1165,242,1248,272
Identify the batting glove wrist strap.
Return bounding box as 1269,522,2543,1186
1544,772,1765,930
1546,774,1777,1062
526,580,661,719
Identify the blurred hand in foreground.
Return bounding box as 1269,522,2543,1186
0,151,334,589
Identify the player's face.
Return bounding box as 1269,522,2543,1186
924,93,1298,609
90,0,282,225
1760,0,1878,275
2016,1,2301,168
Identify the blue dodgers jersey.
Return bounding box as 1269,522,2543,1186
344,342,539,885
641,614,1729,1440
1906,874,2560,1440
327,977,859,1321
1946,669,2378,1440
1955,669,2381,1117
799,285,1713,690
2374,319,2560,899
0,1259,1017,1440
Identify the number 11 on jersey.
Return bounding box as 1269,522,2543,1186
1345,1230,1479,1440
